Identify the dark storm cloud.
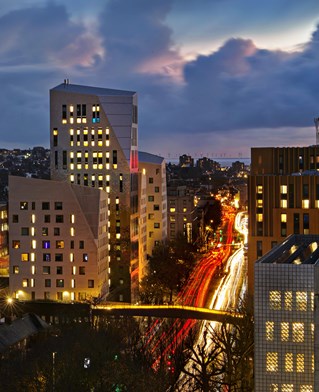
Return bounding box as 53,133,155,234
0,0,318,154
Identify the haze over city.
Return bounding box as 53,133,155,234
1,0,319,157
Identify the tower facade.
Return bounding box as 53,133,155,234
248,146,319,294
50,82,138,302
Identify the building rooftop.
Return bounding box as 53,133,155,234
256,234,319,266
139,151,164,164
51,82,136,97
0,313,49,353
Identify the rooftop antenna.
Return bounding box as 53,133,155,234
315,117,319,145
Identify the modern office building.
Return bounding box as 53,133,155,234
138,151,167,257
248,146,319,293
254,234,319,392
50,81,138,302
8,176,108,302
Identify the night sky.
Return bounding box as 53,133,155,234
1,0,319,158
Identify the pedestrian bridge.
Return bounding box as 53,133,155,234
93,304,242,323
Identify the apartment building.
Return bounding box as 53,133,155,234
254,234,319,392
50,82,138,302
248,146,319,293
8,176,108,302
138,152,167,257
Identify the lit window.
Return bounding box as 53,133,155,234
282,385,293,392
266,352,278,372
31,214,36,223
257,214,263,222
281,213,287,223
269,291,281,310
170,208,176,213
13,266,19,274
300,387,312,392
296,353,305,373
265,321,274,341
56,240,64,249
280,200,287,208
270,385,278,392
70,227,75,237
21,253,29,262
31,240,36,249
42,240,50,249
311,292,314,310
302,199,310,209
292,322,304,342
30,253,35,262
12,240,20,249
281,322,289,341
71,279,75,288
296,291,307,311
257,185,263,193
284,291,292,310
280,185,287,194
284,353,293,372
70,253,74,262
31,227,35,236
22,279,29,288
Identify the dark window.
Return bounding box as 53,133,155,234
303,213,310,234
55,202,63,210
153,205,160,211
62,105,67,120
56,215,64,223
82,104,86,117
56,266,63,275
257,222,263,236
79,266,85,275
88,280,94,288
42,202,50,210
55,253,63,262
148,196,154,202
54,227,60,236
149,177,154,184
293,213,300,234
70,240,74,249
12,215,18,223
44,215,51,223
20,202,28,210
155,186,160,193
45,279,51,288
119,173,123,192
56,279,64,288
21,227,29,236
303,184,309,199
43,266,50,274
62,151,67,169
79,241,84,249
32,202,35,210
316,183,319,200
77,104,81,117
43,253,51,262
257,241,262,258
113,150,117,165
55,151,58,168
281,222,287,237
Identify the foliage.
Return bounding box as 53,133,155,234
140,234,197,304
0,317,170,392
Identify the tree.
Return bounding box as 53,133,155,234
176,296,254,392
140,236,197,303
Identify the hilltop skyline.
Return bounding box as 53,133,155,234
1,0,319,157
